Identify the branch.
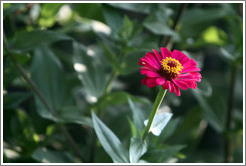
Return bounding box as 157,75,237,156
160,3,188,49
4,32,85,162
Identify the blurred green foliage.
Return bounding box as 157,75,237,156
3,3,243,163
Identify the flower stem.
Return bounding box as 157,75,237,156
225,64,238,163
142,87,167,141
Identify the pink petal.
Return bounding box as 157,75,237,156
172,80,189,90
146,78,157,88
178,72,201,82
140,69,162,77
173,84,181,96
182,59,197,68
169,82,174,93
162,81,169,89
181,66,200,73
141,77,148,85
161,47,171,59
139,57,160,70
156,77,166,85
152,49,162,64
184,80,197,89
172,50,190,65
145,52,161,69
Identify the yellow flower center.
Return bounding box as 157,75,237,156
161,57,183,80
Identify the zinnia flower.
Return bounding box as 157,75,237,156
139,47,201,96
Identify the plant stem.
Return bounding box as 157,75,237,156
161,3,188,48
142,88,167,141
104,70,118,94
225,64,238,163
4,32,85,162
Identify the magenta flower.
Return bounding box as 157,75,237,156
139,47,201,96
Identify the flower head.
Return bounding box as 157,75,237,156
139,47,201,96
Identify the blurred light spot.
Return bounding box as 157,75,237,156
4,149,19,159
92,21,111,35
86,94,98,103
42,158,49,163
87,48,95,56
30,4,40,21
74,63,87,73
199,120,208,131
57,5,72,23
168,158,178,163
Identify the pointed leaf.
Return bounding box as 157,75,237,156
32,147,74,163
144,112,173,136
91,111,129,163
129,138,147,163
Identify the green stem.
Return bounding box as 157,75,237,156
104,71,118,94
142,88,167,141
224,64,238,163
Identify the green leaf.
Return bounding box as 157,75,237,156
127,97,147,133
119,16,142,42
11,30,72,53
97,91,151,109
192,88,227,133
73,3,104,22
3,92,31,109
58,107,93,127
3,3,26,18
180,6,233,38
144,111,173,136
108,3,152,14
129,138,147,163
158,118,180,142
143,8,178,40
73,42,107,99
39,3,64,27
91,111,129,163
31,47,73,121
102,4,123,35
32,147,74,163
10,109,39,153
144,145,186,162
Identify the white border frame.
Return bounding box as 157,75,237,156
1,1,245,165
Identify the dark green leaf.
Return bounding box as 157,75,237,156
192,88,226,133
73,42,107,99
97,91,151,109
32,148,74,163
129,138,147,163
180,6,233,38
31,47,73,121
144,145,186,162
58,107,93,127
102,4,123,35
3,92,31,109
73,3,104,22
108,3,152,14
143,8,178,40
11,30,72,53
91,111,129,163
